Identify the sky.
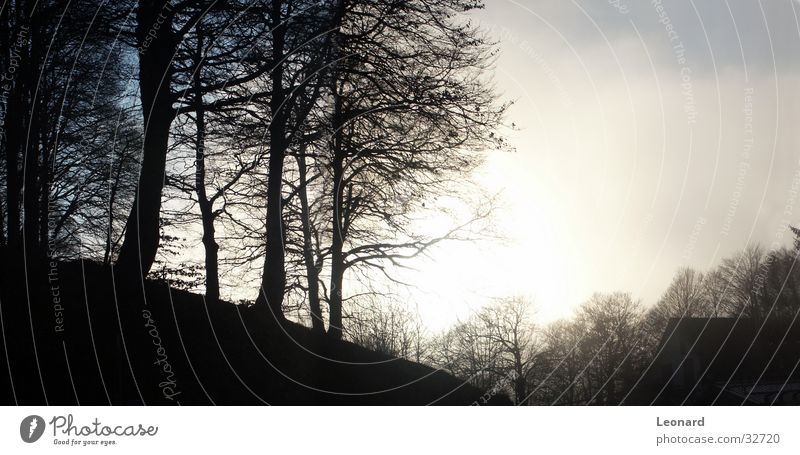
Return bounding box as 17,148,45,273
404,0,800,331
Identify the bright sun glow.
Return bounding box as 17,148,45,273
401,152,583,331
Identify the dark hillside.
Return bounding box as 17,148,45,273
0,259,507,405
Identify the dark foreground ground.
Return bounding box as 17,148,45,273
0,259,506,405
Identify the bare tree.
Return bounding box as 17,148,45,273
574,292,647,405
701,267,733,317
717,244,766,318
432,315,503,393
431,297,541,404
251,0,333,319
537,318,588,405
0,0,142,260
346,300,428,362
310,0,507,338
644,267,712,340
114,0,182,277
115,0,281,281
164,5,281,302
473,297,541,405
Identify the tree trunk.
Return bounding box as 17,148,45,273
103,165,120,266
297,152,324,333
4,9,31,251
20,11,44,256
0,0,8,248
37,135,51,249
258,138,287,318
327,110,346,340
256,0,288,321
328,82,347,339
514,353,527,405
514,372,527,405
328,250,345,339
4,114,21,249
21,118,41,254
192,29,220,302
199,197,220,302
0,191,5,248
115,0,177,278
326,0,347,340
103,145,129,266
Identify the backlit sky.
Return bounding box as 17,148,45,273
405,0,800,330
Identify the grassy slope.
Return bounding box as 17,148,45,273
0,259,507,405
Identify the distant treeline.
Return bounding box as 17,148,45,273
353,240,800,405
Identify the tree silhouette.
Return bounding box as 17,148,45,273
1,0,139,259
644,267,712,341
432,297,540,404
304,0,507,338
251,0,332,319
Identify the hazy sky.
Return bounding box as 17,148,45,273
406,0,800,330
